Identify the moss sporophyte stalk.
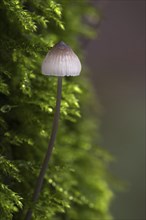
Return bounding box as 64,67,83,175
25,41,82,220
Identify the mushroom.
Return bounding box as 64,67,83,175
42,41,81,76
25,41,81,220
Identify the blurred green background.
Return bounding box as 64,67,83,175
86,1,145,220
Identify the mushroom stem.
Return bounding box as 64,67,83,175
25,77,62,220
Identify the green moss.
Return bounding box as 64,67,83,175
0,0,113,219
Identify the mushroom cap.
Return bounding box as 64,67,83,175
41,41,81,76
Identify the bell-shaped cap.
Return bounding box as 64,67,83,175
41,41,81,76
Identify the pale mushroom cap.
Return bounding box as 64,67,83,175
41,41,81,76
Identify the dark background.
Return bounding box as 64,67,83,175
85,1,145,219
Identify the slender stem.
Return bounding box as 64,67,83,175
25,77,62,220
